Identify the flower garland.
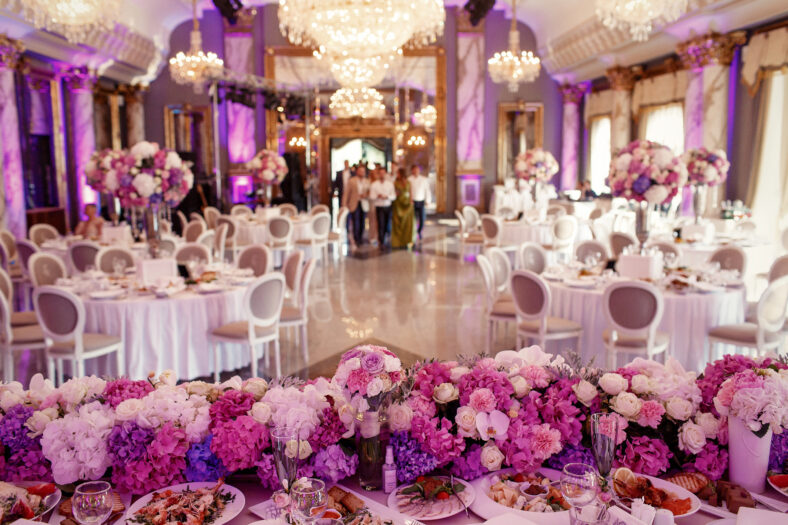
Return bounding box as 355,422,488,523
514,148,559,183
608,140,688,205
681,147,730,187
247,150,288,186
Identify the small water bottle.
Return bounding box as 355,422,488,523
382,445,397,494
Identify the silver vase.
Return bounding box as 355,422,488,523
144,205,162,258
692,184,707,224
634,201,651,254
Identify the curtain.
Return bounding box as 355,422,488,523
631,71,688,117
588,115,611,194
741,28,788,96
584,90,613,126
638,102,685,154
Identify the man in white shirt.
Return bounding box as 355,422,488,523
370,168,396,248
408,165,429,240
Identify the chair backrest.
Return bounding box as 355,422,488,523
33,286,86,352
510,270,551,324
336,207,349,233
282,250,304,297
575,240,608,264
0,268,12,306
177,210,188,232
768,254,788,283
216,216,236,241
278,203,298,217
650,241,682,260
463,206,480,231
244,273,286,333
552,216,578,248
68,241,100,273
267,217,293,243
782,228,788,252
174,243,211,266
190,212,206,227
610,232,637,258
296,258,318,314
160,219,172,235
29,224,59,246
238,245,273,277
197,230,215,253
159,237,177,257
0,230,17,261
214,223,228,261
480,215,502,245
591,220,611,245
756,275,788,334
0,281,12,343
0,240,8,272
311,204,330,216
95,247,135,274
476,254,497,311
517,242,547,274
485,247,511,294
454,210,467,237
16,239,38,276
28,253,67,287
183,220,205,243
546,205,566,219
231,205,252,217
603,280,664,344
589,208,604,221
204,206,221,230
709,245,746,274
310,213,331,241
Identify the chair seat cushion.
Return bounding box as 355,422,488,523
11,324,44,344
602,329,670,348
295,239,315,245
328,232,341,241
50,333,121,353
518,317,582,334
465,233,485,243
280,305,305,322
269,240,291,248
491,300,516,317
212,321,276,339
708,323,781,345
11,311,38,327
9,265,23,278
498,292,513,303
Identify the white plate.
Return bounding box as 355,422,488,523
693,282,726,293
470,468,569,525
12,481,62,521
542,273,564,282
387,476,475,521
248,500,280,521
564,278,597,289
88,289,125,300
124,482,245,525
768,476,788,498
614,472,701,519
196,284,226,294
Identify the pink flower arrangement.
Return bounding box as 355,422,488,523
116,141,194,208
85,149,134,194
514,148,559,183
332,345,403,411
608,140,688,205
682,147,730,186
247,149,288,186
713,368,788,435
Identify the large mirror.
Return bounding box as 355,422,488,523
164,104,214,183
497,101,544,183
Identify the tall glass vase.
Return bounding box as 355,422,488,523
692,184,707,224
634,201,651,254
112,196,121,226
144,204,161,258
356,409,387,491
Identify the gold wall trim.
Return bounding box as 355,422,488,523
50,78,69,230
497,101,544,184
164,104,215,180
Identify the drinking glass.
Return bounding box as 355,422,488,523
561,463,598,509
271,426,299,491
290,478,327,525
590,412,618,479
71,481,113,525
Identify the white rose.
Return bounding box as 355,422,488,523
644,185,669,205
159,370,177,386
433,382,459,404
59,380,89,406
653,148,675,169
450,366,470,383
115,398,144,421
387,403,413,432
221,376,243,391
130,141,159,159
678,421,706,454
345,357,361,371
455,406,478,438
480,443,505,471
611,392,642,419
703,165,719,182
665,397,693,421
337,403,356,429
132,173,156,198
383,355,401,373
630,374,652,395
572,380,598,407
285,439,312,460
25,409,55,436
186,381,213,397
164,151,183,169
695,412,720,439
250,402,273,424
243,378,269,400
510,375,530,397
599,373,628,396
366,377,384,397
614,153,633,171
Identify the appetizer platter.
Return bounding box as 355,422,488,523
613,468,700,518
327,486,396,525
124,481,244,525
469,468,569,525
0,481,61,524
387,475,475,521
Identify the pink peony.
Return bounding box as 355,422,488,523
408,394,437,418
468,389,497,413
615,436,672,476
346,368,371,395
520,365,551,389
637,401,666,428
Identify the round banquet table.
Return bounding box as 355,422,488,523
545,280,745,372
500,220,593,246
80,286,247,380
235,218,312,246
42,240,150,275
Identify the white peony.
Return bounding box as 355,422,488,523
383,355,401,373
132,173,156,198
115,398,144,421
480,443,505,471
164,151,183,169
572,380,598,407
695,412,720,439
130,141,159,160
665,397,694,421
599,373,628,396
366,377,384,397
630,374,653,395
644,184,669,205
387,403,413,432
678,421,706,454
25,408,58,436
345,357,361,371
221,376,243,391
27,374,55,405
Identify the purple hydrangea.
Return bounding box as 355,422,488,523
309,407,345,452
538,378,585,446
256,453,281,490
413,362,452,399
410,416,465,466
449,444,487,481
632,175,652,195
6,446,52,482
770,432,788,473
186,435,229,482
615,436,672,476
107,421,156,466
0,405,36,452
692,442,728,481
546,443,596,471
312,444,358,483
391,431,439,483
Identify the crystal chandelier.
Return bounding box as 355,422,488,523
487,0,541,93
413,105,437,131
24,0,121,43
315,50,400,89
169,0,224,94
596,0,689,41
330,88,386,119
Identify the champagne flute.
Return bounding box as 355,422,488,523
71,481,113,525
590,413,618,480
271,426,299,492
561,463,598,509
290,478,327,525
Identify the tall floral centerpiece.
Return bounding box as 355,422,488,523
333,345,403,490
247,150,288,203
514,149,559,209
682,148,730,223
85,149,134,225
607,140,688,250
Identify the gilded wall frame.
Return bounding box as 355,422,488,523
497,101,544,183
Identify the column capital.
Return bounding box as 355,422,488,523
223,6,257,33
606,66,640,91
60,65,96,93
0,34,24,70
559,82,590,105
677,31,747,71
119,83,148,102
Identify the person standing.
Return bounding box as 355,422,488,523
342,164,367,247
391,168,414,249
408,165,429,240
333,160,352,206
370,168,396,249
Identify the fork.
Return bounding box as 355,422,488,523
450,474,470,518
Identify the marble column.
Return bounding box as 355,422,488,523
124,85,147,146
456,13,484,174
224,8,256,164
559,83,589,190
64,66,97,217
0,36,25,238
606,66,637,152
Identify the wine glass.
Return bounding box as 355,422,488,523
561,463,598,509
290,478,327,525
271,426,299,492
663,251,677,270
71,481,113,525
590,413,618,481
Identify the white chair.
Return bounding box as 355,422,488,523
602,280,669,369
589,208,604,221
0,231,22,282
34,286,123,384
0,230,17,261
174,243,211,273
67,241,100,274
709,245,746,275
477,254,516,353
481,214,504,248
204,206,221,230
591,220,611,248
28,253,67,287
267,217,294,261
197,230,216,254
282,250,304,303
160,219,172,235
782,228,788,252
190,213,207,228
183,220,205,243
296,212,330,264
517,242,548,274
16,239,39,279
214,223,228,263
231,205,253,217
216,216,238,261
278,203,298,217
485,247,512,297
0,268,37,327
455,210,484,260
328,207,349,258
280,258,317,361
95,247,135,275
575,240,608,265
29,224,59,246
0,289,46,382
158,235,178,257
209,272,286,380
708,275,788,360
610,231,638,258
511,270,583,351
462,206,481,232
749,255,788,321
238,245,273,277
546,205,566,219
551,216,578,256
311,204,330,216
176,210,189,233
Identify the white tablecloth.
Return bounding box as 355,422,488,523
236,219,311,246
545,281,745,371
82,287,247,380
500,221,593,247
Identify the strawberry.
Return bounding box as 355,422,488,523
770,474,788,488
26,483,57,497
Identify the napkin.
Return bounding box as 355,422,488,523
608,506,648,525
737,507,788,525
483,512,538,525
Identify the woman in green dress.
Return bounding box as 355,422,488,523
391,167,414,248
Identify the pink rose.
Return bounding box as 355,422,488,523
637,400,665,428
468,388,496,413
598,413,628,445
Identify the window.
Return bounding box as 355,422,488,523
639,102,685,154
587,115,611,194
